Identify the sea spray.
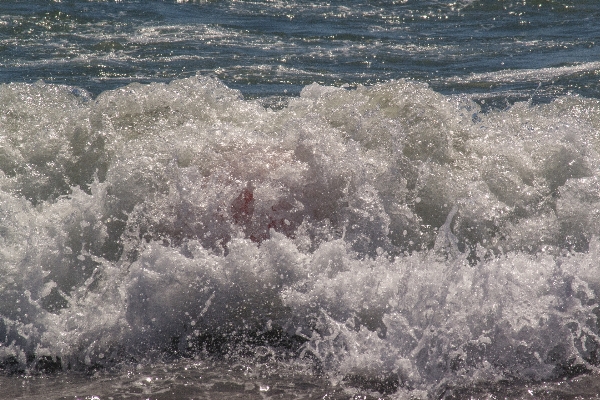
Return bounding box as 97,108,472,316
1,76,600,397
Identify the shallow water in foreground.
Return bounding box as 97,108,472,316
3,360,600,400
1,360,336,400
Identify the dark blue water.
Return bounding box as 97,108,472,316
1,0,599,99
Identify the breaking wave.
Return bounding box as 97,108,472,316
2,76,600,397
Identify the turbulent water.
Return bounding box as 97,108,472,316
2,1,600,399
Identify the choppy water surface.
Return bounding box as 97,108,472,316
2,1,600,399
2,0,600,99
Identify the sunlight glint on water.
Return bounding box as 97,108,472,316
1,1,600,399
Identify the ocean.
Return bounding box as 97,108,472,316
1,0,600,398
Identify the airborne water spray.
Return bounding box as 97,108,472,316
1,77,600,398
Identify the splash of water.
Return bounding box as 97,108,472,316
1,76,600,397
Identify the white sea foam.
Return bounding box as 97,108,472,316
444,61,600,85
1,76,600,397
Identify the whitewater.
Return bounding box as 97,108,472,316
1,74,600,398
